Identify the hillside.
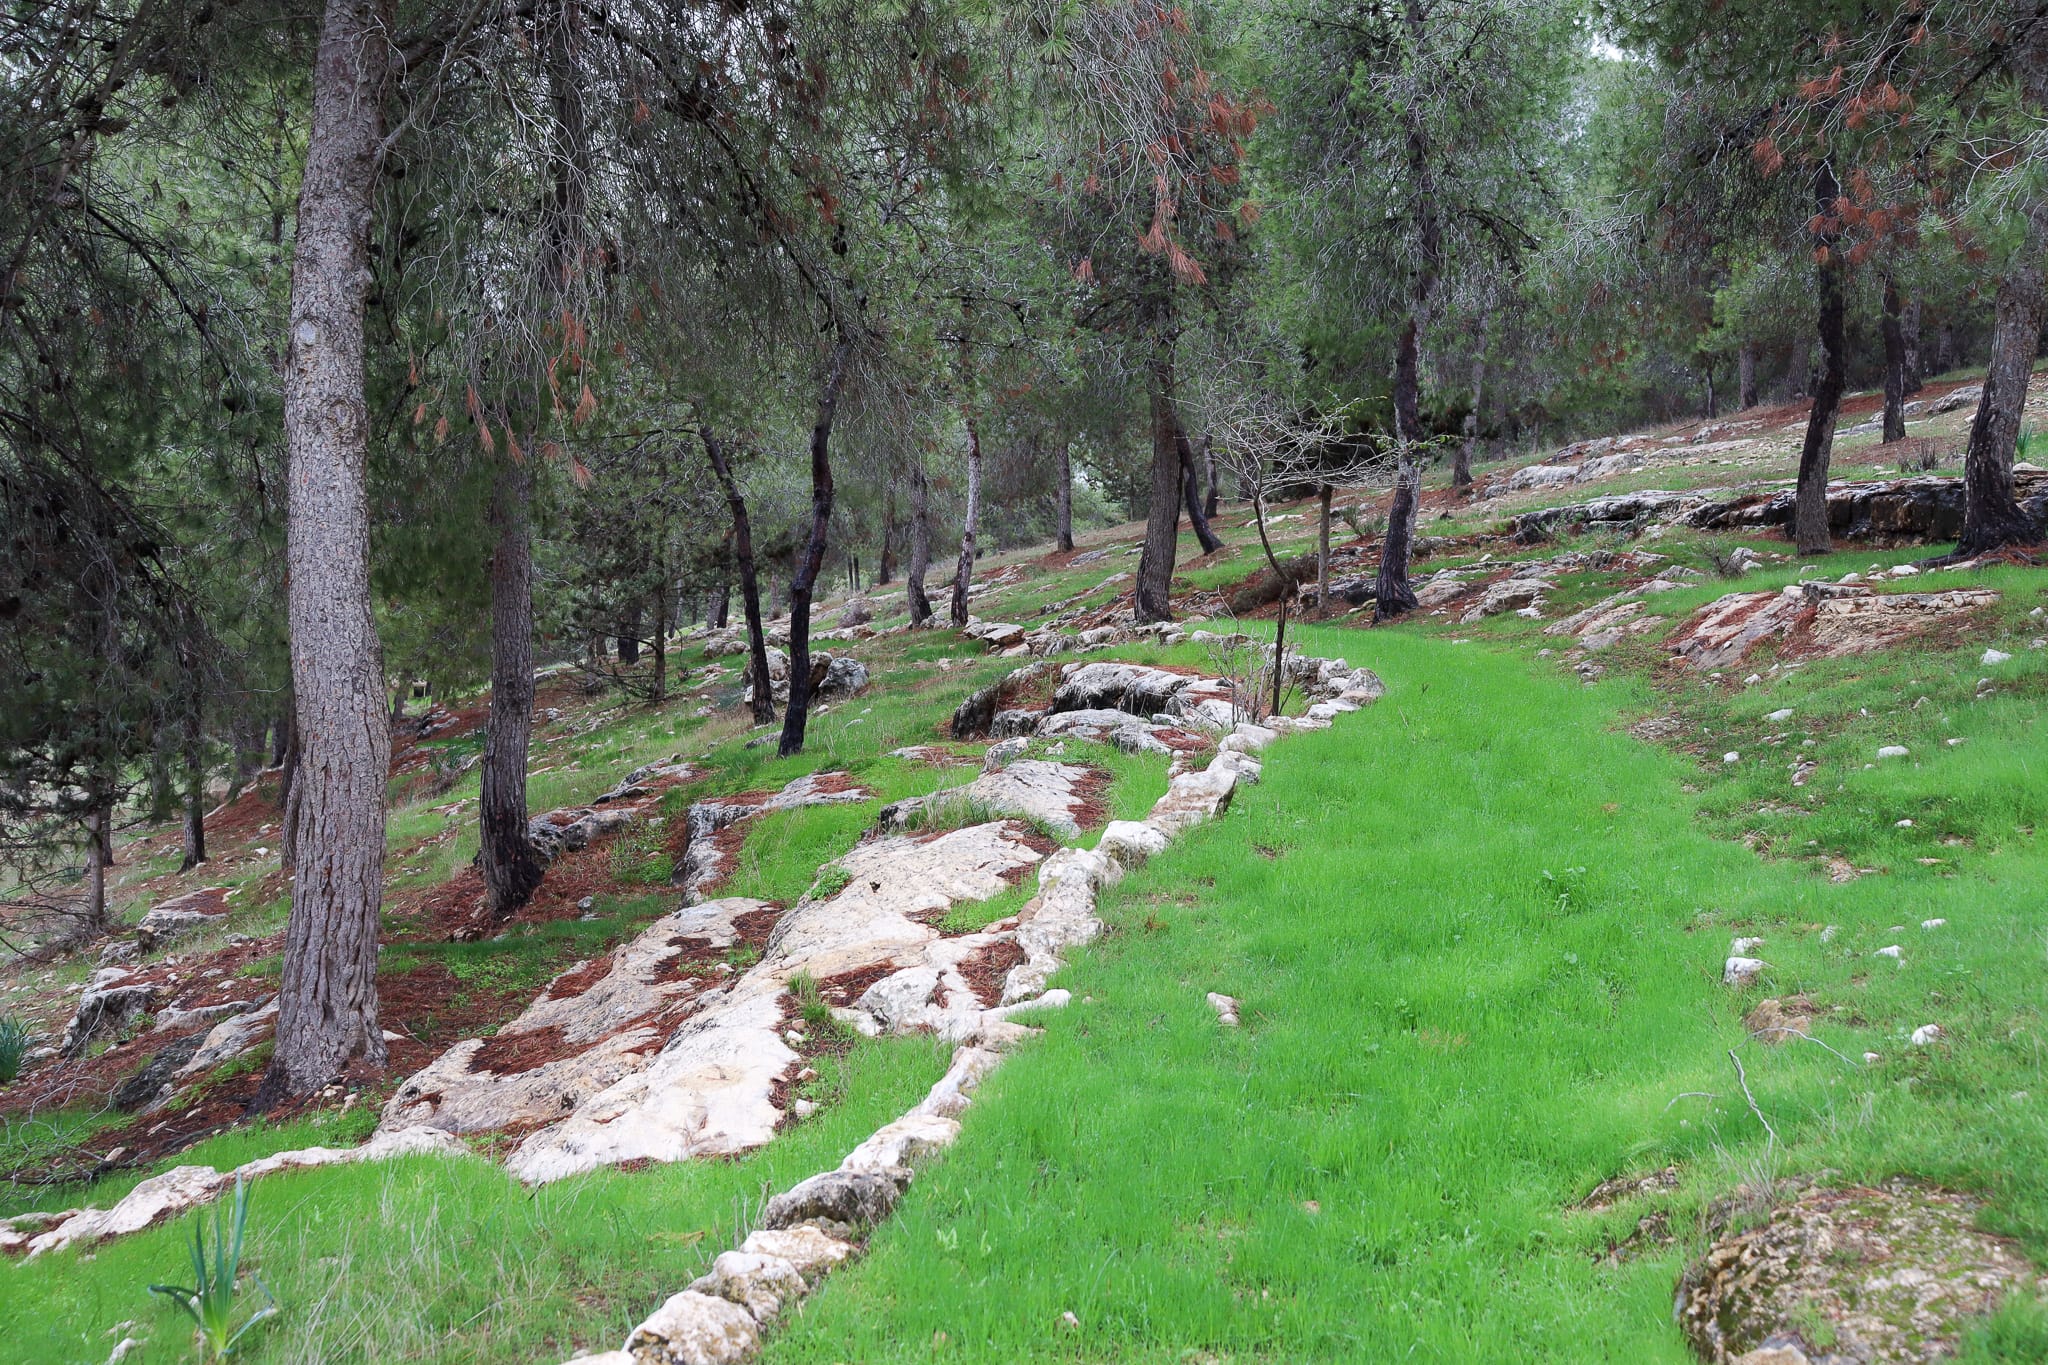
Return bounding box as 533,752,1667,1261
5,370,2048,1365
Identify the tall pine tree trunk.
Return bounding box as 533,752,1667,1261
1957,215,2047,556
1738,342,1757,410
705,433,777,726
1793,162,1846,556
1881,272,1908,444
950,413,981,628
1056,441,1075,551
264,0,393,1103
777,337,853,758
481,461,544,920
907,460,934,626
1134,337,1183,624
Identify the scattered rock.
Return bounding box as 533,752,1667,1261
760,1167,909,1239
1669,584,2000,671
624,1290,760,1364
1910,1024,1943,1047
1205,992,1240,1027
1743,997,1814,1045
59,976,160,1057
1723,957,1768,988
1981,647,2012,666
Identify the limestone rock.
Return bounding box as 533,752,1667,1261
176,1000,277,1077
687,1250,808,1323
1670,584,1999,671
1724,957,1768,988
1677,1179,2042,1364
736,1226,856,1284
760,1167,908,1238
135,887,231,951
1097,820,1169,872
816,654,870,699
1049,662,1191,717
625,1291,761,1365
111,1033,206,1111
838,1112,962,1172
60,978,160,1057
876,760,1096,840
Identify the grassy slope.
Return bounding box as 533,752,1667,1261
762,620,2048,1364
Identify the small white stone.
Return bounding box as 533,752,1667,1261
1946,738,1966,747
1874,945,1903,960
1818,925,1839,943
1723,956,1768,987
1730,936,1765,955
1910,1024,1943,1047
1863,1051,1882,1065
1896,818,1914,828
1723,752,1740,764
1982,647,2013,665
1877,745,1909,759
1766,708,1795,722
1921,918,1946,930
1205,992,1240,1027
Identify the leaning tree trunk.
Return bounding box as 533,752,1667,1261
705,432,777,725
1737,342,1758,410
906,460,934,626
950,413,981,628
1881,272,1908,444
1202,434,1220,519
1177,423,1223,554
1134,339,1183,625
480,460,545,921
1902,294,1923,392
1055,441,1075,552
1957,217,2048,556
261,0,393,1105
777,337,854,758
1793,162,1847,556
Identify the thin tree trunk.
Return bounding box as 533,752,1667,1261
1457,317,1487,488
262,0,393,1104
1957,214,2047,556
951,413,981,628
1269,592,1289,718
705,433,777,726
1881,271,1908,444
1703,364,1718,418
1374,0,1441,621
616,604,640,665
82,800,113,937
778,337,854,759
1134,337,1183,624
1787,337,1812,399
1202,433,1220,519
1793,162,1847,556
1738,342,1758,410
270,712,289,768
710,578,730,630
1177,423,1223,554
906,460,934,626
1937,320,1955,374
650,574,670,704
1316,484,1333,609
877,487,898,585
1056,441,1075,552
179,682,206,872
1902,293,1924,393
481,460,544,921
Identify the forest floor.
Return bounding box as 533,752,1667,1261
4,370,2048,1363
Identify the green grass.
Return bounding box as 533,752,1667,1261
0,1040,954,1365
753,621,2048,1363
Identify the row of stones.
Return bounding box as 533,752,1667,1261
573,656,1386,1365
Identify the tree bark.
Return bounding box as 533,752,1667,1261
710,578,730,630
1703,364,1717,419
1177,422,1223,554
650,573,670,705
1738,342,1757,410
277,707,301,869
82,800,113,937
616,604,641,665
263,0,392,1104
950,412,981,628
705,432,777,726
1787,337,1812,399
1056,440,1075,552
1937,320,1955,374
777,337,854,758
906,459,934,626
1134,338,1183,624
1202,433,1220,519
1957,216,2047,556
1881,271,1908,444
1793,162,1847,556
1901,293,1923,392
480,460,544,920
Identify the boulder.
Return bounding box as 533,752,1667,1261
814,654,870,699
1460,577,1545,622
1677,1179,2042,1364
1049,662,1191,717
736,1225,856,1284
176,1000,278,1077
1669,583,1999,671
110,1033,207,1111
686,1250,808,1323
837,596,874,628
874,760,1096,840
135,888,230,951
950,662,1051,739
